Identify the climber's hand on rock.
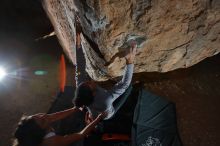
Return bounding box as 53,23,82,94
125,40,137,64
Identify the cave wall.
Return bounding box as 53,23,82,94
43,0,220,81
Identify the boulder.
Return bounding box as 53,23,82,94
43,0,220,81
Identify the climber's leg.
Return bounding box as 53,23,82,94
75,21,91,87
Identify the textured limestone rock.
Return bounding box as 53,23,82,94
43,0,220,81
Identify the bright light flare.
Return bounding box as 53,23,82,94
0,67,6,81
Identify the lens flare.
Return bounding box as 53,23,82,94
0,67,6,81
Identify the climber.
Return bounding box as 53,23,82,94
13,107,107,146
73,16,137,120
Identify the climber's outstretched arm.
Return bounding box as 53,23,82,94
43,112,106,146
108,41,137,101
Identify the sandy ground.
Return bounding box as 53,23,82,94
133,54,220,146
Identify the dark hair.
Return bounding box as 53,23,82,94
13,116,46,146
73,82,94,107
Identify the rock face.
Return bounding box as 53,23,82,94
43,0,220,81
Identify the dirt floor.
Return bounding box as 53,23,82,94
132,54,220,146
